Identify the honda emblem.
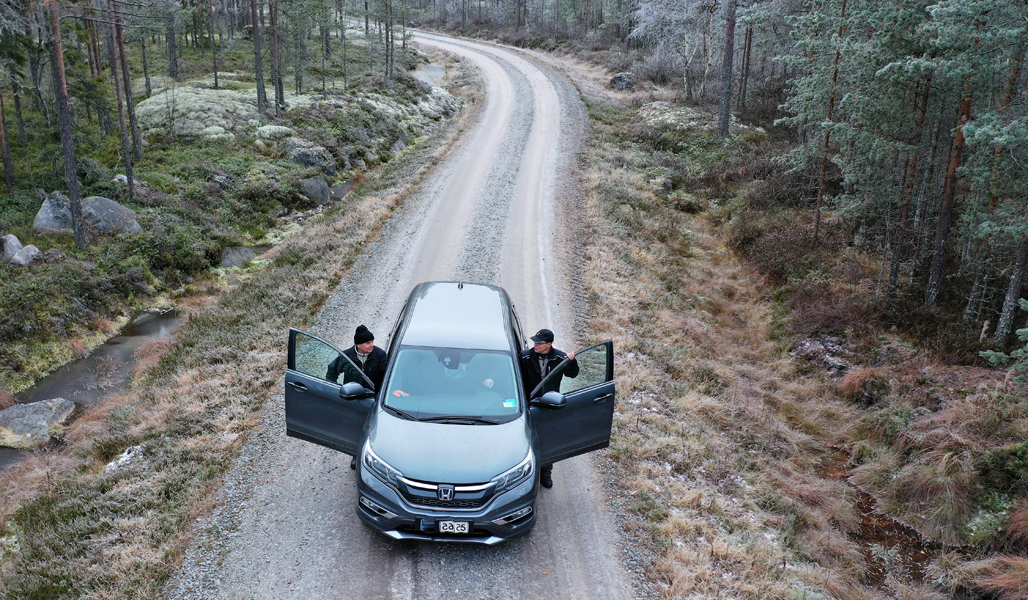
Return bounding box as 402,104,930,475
437,485,454,501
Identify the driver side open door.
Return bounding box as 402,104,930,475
530,340,615,465
285,328,375,456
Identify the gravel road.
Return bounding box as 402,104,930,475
165,33,636,600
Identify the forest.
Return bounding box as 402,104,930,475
0,0,1027,597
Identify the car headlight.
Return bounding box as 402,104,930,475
490,450,534,494
362,442,402,487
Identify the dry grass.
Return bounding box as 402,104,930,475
967,555,1028,600
552,63,907,597
0,56,482,599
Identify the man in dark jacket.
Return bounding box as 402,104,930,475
326,324,389,392
519,328,578,489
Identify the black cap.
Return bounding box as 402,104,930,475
530,329,554,343
354,324,374,345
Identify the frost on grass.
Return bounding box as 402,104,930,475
637,101,767,137
136,79,460,141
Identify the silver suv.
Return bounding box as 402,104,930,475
285,281,615,544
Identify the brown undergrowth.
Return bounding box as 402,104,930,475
0,52,480,600
561,60,960,598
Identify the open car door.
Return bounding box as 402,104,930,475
285,328,375,455
531,340,615,465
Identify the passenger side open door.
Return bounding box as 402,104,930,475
285,328,375,455
531,340,615,465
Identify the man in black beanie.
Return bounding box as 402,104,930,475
326,324,389,392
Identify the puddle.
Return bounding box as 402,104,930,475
412,63,445,87
822,452,940,585
0,307,185,472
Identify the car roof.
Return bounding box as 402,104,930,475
399,282,513,351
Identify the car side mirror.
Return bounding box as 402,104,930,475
531,391,566,409
340,382,373,400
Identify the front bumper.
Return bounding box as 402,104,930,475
355,465,538,545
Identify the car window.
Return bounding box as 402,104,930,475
292,330,372,388
384,347,520,420
559,343,609,394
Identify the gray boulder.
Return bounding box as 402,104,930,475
1,234,23,262
220,246,257,268
609,72,636,91
33,190,74,232
300,176,331,206
283,137,337,175
391,136,407,156
82,196,143,234
9,244,40,266
0,398,76,449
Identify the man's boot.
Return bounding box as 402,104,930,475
540,464,553,489
350,456,357,470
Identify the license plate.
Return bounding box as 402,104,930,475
438,520,470,534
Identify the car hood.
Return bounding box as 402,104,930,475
367,411,531,484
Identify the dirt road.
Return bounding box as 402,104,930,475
166,33,636,600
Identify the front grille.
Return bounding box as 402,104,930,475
408,497,485,508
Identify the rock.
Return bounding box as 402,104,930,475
352,158,367,171
254,139,269,152
0,398,76,449
1,234,23,262
9,244,40,266
300,176,331,206
201,125,236,141
112,174,129,184
220,246,257,268
42,248,66,262
81,196,143,235
33,190,74,232
77,157,111,185
105,444,146,473
330,180,353,200
391,136,407,156
792,336,851,375
256,124,295,140
364,151,380,166
609,72,635,91
282,137,337,175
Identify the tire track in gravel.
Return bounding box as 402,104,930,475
164,33,634,600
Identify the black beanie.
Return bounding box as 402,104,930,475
354,324,374,345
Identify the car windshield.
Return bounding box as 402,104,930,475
384,347,521,421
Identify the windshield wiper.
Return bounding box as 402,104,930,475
418,415,501,425
384,405,418,421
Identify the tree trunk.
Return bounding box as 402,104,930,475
889,74,933,298
210,0,219,88
113,0,142,161
716,0,737,138
141,37,152,97
924,75,973,307
250,0,267,113
737,24,752,111
0,92,14,199
812,0,847,247
167,12,180,79
106,3,135,202
12,86,27,145
270,0,282,115
47,0,87,250
995,237,1028,344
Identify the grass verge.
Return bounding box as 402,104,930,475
0,50,482,600
562,58,963,599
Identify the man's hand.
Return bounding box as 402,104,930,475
566,351,575,361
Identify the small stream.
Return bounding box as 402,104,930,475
412,63,445,87
0,308,185,472
822,451,941,585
